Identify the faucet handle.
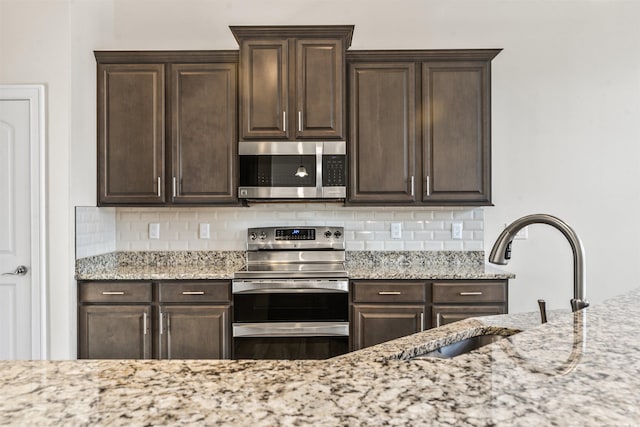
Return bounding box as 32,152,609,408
570,298,589,312
538,299,548,324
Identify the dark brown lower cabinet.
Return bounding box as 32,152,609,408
352,304,424,351
159,305,230,359
78,305,152,359
350,280,427,351
350,279,509,351
431,280,508,327
78,280,231,360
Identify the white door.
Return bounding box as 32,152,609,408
0,86,46,360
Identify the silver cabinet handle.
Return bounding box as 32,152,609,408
298,111,302,132
182,291,205,295
410,175,415,197
159,312,164,335
420,312,424,332
101,291,125,295
426,175,430,197
172,177,177,198
2,265,28,276
157,177,161,197
460,291,483,296
283,111,287,131
378,291,401,295
436,312,442,328
143,312,148,335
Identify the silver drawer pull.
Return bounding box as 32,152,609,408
459,291,483,296
102,291,125,295
182,291,205,295
378,291,401,295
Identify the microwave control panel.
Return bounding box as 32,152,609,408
322,155,346,186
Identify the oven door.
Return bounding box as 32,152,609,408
232,279,349,359
232,322,349,359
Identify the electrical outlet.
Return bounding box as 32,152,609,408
391,222,402,239
199,223,210,239
452,222,463,240
149,223,160,239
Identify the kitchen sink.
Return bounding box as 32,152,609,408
411,333,510,360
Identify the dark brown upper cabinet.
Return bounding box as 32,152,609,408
422,60,493,204
348,62,417,203
96,51,239,206
170,62,238,204
347,50,500,206
97,62,166,205
230,26,353,141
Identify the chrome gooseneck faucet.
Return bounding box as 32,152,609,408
489,214,589,315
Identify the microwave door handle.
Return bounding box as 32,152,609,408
316,141,323,198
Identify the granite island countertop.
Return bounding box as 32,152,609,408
2,288,639,425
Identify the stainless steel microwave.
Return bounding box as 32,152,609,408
238,141,346,200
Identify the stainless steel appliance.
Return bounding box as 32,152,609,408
232,226,349,359
238,140,346,200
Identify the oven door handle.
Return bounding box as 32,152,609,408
232,280,348,294
233,322,349,337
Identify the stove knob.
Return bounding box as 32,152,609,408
324,230,332,238
259,231,267,240
249,232,258,240
334,230,342,238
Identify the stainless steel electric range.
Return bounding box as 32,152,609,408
232,226,349,360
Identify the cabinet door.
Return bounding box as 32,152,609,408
295,39,344,139
422,61,491,204
78,305,151,359
170,63,238,204
159,305,230,359
348,63,417,203
432,305,506,328
239,39,288,139
97,63,165,205
352,304,425,351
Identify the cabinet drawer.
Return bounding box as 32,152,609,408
432,281,506,303
159,281,231,303
432,305,506,327
79,281,152,303
352,281,426,303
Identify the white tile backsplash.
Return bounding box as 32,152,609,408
75,207,116,259
76,205,484,257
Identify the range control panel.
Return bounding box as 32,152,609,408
247,226,344,250
275,228,316,240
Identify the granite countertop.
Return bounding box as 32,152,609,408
346,263,514,280
76,263,242,281
75,250,515,281
75,251,246,281
2,288,639,425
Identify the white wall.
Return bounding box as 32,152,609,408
2,0,639,358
